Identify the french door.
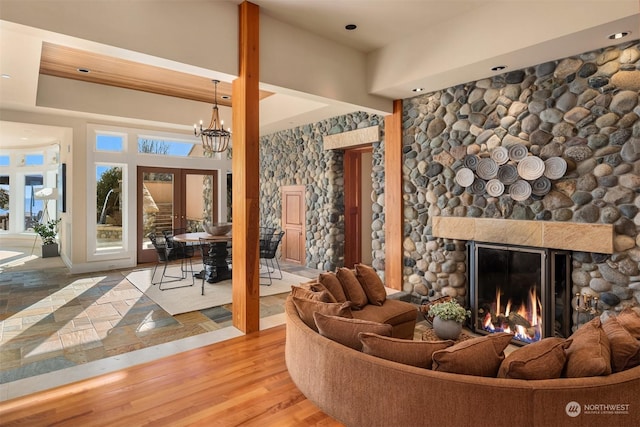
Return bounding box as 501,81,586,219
137,166,218,263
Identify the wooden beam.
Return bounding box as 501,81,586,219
232,1,260,333
384,99,403,290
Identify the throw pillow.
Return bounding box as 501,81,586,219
360,332,453,369
497,337,572,380
319,272,348,303
564,317,612,377
617,307,640,339
355,264,387,306
291,296,353,332
336,267,369,309
432,332,514,377
314,312,392,351
290,285,336,303
601,317,640,373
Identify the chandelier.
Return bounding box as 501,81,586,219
194,79,231,153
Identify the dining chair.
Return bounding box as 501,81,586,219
148,232,194,291
198,237,218,295
259,230,285,285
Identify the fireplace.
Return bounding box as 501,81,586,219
468,242,572,345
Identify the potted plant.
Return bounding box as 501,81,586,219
33,218,61,258
428,299,471,340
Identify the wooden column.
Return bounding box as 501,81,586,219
232,1,260,333
384,99,403,290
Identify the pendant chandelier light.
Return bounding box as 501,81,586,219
194,79,231,154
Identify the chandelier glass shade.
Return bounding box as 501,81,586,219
194,79,231,154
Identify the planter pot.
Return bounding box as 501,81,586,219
42,243,59,258
433,316,462,340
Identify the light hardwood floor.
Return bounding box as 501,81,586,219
0,324,343,426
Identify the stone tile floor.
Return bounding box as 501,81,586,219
0,247,319,387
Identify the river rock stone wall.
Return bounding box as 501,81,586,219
403,39,640,325
259,113,385,271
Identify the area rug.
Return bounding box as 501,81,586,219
125,265,309,315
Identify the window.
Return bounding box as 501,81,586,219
0,175,8,231
25,154,44,165
96,165,124,251
0,155,9,166
24,174,43,230
96,134,124,152
137,137,197,157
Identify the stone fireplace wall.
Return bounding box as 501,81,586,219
402,39,640,326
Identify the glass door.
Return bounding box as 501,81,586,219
137,167,217,263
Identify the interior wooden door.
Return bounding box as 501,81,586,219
344,146,372,268
281,185,305,264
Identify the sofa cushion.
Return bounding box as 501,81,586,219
352,299,417,325
432,332,513,377
355,264,386,306
319,272,348,303
360,333,453,369
314,312,392,351
290,285,336,303
617,307,640,339
497,337,572,380
336,267,369,309
291,296,353,332
602,317,640,373
564,317,611,377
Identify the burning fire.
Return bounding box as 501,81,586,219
481,287,542,343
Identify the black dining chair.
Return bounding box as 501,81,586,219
148,232,194,291
259,230,285,285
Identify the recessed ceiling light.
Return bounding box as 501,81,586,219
345,24,357,31
412,88,424,93
1,74,10,79
491,65,507,72
77,68,90,73
608,31,630,40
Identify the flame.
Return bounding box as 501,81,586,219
480,286,542,344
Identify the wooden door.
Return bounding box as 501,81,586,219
344,146,372,268
281,185,305,264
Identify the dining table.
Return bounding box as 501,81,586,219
173,232,232,283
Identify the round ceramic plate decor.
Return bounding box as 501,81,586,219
517,156,545,180
508,144,528,162
469,178,486,195
497,164,519,185
455,168,475,187
531,176,552,196
544,157,567,180
462,154,479,171
476,158,499,180
486,179,505,197
490,146,509,165
510,180,532,201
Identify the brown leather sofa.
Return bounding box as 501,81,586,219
285,297,640,427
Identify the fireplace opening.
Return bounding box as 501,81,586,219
469,242,571,345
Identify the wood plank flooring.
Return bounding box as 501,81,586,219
0,325,343,426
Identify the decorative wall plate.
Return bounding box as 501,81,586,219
455,168,474,187
462,154,479,170
510,180,532,201
531,176,552,196
490,146,509,165
508,144,528,162
497,164,518,185
469,178,486,195
517,156,545,180
544,157,567,180
486,179,505,197
476,158,499,180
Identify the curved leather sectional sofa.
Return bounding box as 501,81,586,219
284,298,640,427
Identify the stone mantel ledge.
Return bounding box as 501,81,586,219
431,217,614,254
